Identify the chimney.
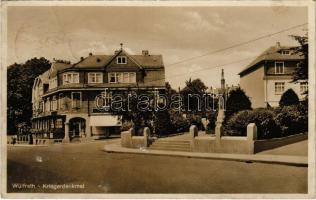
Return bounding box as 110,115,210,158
89,52,93,56
142,50,149,56
276,42,281,48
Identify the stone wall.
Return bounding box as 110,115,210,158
254,133,307,153
191,123,257,154
191,124,307,154
121,127,149,149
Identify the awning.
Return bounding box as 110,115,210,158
89,115,121,127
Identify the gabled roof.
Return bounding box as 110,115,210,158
72,55,112,69
130,55,164,68
103,49,144,70
239,45,304,76
71,50,164,69
39,70,50,84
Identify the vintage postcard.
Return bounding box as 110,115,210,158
1,0,315,199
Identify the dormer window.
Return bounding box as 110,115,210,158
49,77,58,90
280,50,290,55
117,56,127,64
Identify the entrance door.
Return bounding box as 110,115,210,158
69,117,86,139
73,122,80,137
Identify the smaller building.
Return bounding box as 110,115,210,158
239,42,307,108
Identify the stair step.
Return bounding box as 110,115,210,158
152,141,190,145
149,146,191,151
149,139,192,152
150,144,190,148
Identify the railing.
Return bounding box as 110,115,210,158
8,134,64,145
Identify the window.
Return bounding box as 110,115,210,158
49,77,58,89
52,96,57,111
109,73,116,83
50,119,55,129
275,62,284,74
46,98,50,112
96,91,112,109
71,92,81,108
63,72,79,85
123,72,129,83
117,56,127,64
275,82,285,95
38,101,43,113
56,119,63,128
129,72,136,83
88,72,103,83
59,93,65,110
40,101,44,113
280,50,290,55
39,84,43,95
108,72,136,83
300,82,308,93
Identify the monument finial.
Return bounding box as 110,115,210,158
221,69,225,91
120,43,123,49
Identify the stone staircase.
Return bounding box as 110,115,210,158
148,139,191,152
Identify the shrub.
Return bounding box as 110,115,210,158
121,121,133,132
275,104,308,136
187,114,204,130
225,88,252,121
279,89,299,107
206,110,217,134
225,109,281,139
169,111,190,133
153,109,173,136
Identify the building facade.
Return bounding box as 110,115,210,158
32,47,166,142
239,42,307,108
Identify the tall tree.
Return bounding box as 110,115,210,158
108,89,155,135
290,35,308,82
7,57,51,134
180,78,208,115
225,88,252,121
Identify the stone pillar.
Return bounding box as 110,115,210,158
247,123,257,140
190,125,198,151
63,122,70,143
190,125,198,138
247,123,257,154
121,128,134,148
215,124,223,142
130,127,135,136
201,118,209,132
143,127,150,147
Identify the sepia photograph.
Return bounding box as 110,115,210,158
1,1,315,198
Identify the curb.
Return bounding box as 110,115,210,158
103,144,308,167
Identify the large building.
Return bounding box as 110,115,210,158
32,47,165,142
239,42,307,108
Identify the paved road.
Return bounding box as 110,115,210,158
7,139,307,193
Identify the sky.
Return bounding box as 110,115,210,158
7,6,307,89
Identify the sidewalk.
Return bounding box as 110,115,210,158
258,140,308,156
103,143,308,166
